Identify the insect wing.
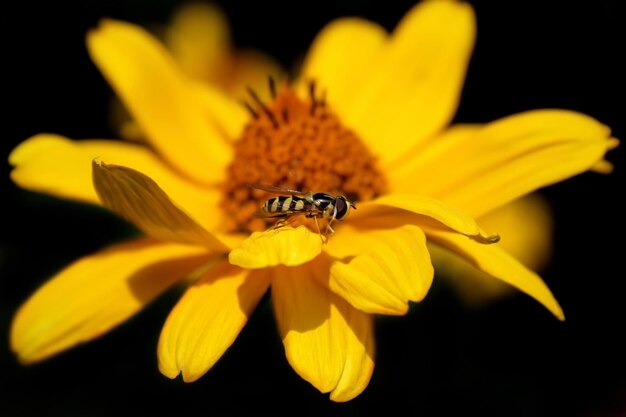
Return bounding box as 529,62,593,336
247,183,309,197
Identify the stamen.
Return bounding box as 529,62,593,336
319,89,327,108
242,101,259,119
269,76,277,100
246,86,279,129
309,80,317,116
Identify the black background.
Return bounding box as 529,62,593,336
1,1,624,416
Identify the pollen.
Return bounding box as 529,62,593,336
221,80,387,233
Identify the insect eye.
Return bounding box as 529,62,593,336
335,197,350,220
313,192,330,201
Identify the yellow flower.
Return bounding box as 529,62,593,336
8,0,617,402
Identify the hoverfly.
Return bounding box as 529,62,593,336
248,184,356,242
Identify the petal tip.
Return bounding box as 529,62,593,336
158,363,181,380
553,304,566,322
483,233,501,244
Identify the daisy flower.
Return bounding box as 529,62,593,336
9,0,617,402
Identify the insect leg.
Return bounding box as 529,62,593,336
325,218,336,239
273,213,304,230
313,216,326,244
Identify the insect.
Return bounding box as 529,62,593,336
248,184,356,242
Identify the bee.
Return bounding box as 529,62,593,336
248,184,356,242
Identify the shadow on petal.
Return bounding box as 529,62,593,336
127,252,211,303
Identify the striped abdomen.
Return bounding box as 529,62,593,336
260,195,310,217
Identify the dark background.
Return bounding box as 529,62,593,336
2,1,624,416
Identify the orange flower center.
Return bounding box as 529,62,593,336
220,81,386,233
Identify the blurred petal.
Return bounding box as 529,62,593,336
228,226,323,269
428,243,516,305
590,158,614,174
297,17,387,115
226,49,285,101
353,193,500,243
433,194,554,306
11,238,209,364
9,134,225,232
390,110,615,217
158,261,270,381
324,226,433,315
272,261,374,401
343,0,475,165
165,2,230,83
93,161,228,251
478,194,554,271
424,227,564,320
87,19,232,184
590,138,619,173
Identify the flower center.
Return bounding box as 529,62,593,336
220,81,386,233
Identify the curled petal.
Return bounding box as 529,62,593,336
228,226,323,269
424,227,564,320
271,261,375,402
324,226,433,315
11,238,209,364
92,160,228,251
158,261,270,382
352,193,500,243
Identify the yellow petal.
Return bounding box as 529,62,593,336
389,110,615,218
9,134,225,232
329,302,376,402
164,2,230,84
87,19,232,184
191,81,249,141
591,138,619,173
343,0,475,165
11,238,209,364
433,194,554,306
92,161,228,251
158,261,270,382
323,226,433,315
353,193,500,243
8,134,99,203
424,227,564,320
271,262,375,401
296,17,387,116
228,226,323,269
